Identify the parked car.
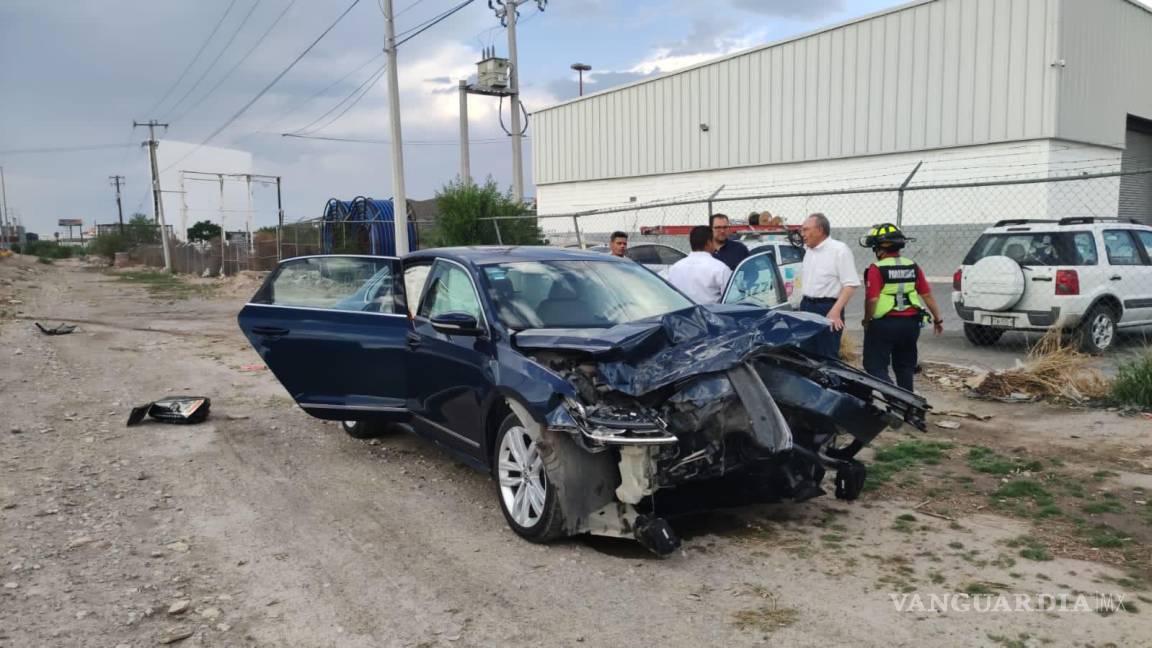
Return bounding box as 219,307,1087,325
746,239,805,298
238,248,927,554
588,242,687,276
953,217,1152,353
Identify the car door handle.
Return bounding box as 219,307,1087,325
252,326,289,337
1031,277,1052,282
1110,276,1123,281
406,332,423,349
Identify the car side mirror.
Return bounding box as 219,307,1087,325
430,312,484,336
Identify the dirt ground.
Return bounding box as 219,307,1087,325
1,255,1150,648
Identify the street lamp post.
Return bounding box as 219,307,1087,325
570,62,591,96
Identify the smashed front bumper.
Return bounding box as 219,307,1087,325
539,348,928,553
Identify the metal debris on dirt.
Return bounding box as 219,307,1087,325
35,322,77,335
935,410,993,421
126,396,211,427
933,420,962,430
239,364,266,372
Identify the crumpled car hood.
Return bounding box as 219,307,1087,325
513,305,830,396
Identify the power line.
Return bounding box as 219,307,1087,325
395,0,475,45
161,0,364,174
393,0,431,17
290,63,389,135
169,0,298,126
164,0,266,122
252,51,384,137
145,0,240,116
281,132,515,144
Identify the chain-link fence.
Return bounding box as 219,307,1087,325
485,168,1152,363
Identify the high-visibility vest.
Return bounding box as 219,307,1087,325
870,256,924,319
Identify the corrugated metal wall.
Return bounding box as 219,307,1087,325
534,0,1063,185
1120,128,1152,221
1056,0,1152,149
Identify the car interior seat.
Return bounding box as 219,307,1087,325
536,281,584,325
1004,243,1026,262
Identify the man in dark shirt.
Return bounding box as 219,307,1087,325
710,213,749,270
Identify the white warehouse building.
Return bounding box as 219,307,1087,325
531,0,1152,239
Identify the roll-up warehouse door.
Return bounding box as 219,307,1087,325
1120,117,1152,224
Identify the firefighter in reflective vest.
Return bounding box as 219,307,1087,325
860,223,944,391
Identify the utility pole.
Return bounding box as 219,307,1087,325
275,176,284,263
459,79,471,184
134,120,173,272
489,0,546,205
109,175,126,235
381,0,410,255
0,166,9,250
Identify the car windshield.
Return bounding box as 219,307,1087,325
481,260,693,329
962,232,1098,266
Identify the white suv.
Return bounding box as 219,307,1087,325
953,217,1152,353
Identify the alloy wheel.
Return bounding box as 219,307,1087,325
497,425,547,528
1091,313,1114,350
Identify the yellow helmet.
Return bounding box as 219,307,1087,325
859,223,912,249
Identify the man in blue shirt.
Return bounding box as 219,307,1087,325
710,213,749,270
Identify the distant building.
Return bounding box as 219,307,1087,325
533,0,1152,224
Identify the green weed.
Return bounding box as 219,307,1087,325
1110,353,1152,409
967,446,1043,475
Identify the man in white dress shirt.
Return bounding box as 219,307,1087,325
798,213,860,358
666,225,733,304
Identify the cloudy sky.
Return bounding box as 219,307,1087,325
2,0,921,235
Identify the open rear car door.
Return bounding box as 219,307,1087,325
237,255,411,422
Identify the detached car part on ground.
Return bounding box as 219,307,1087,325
238,248,927,555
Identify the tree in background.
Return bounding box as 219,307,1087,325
187,220,222,242
434,178,542,247
125,213,160,244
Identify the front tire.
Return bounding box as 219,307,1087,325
493,413,565,542
963,323,1004,346
1076,306,1116,354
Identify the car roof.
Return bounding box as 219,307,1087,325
984,217,1150,234
406,245,626,266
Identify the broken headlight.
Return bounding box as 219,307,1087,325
548,397,678,446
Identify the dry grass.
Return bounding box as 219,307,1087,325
839,331,860,364
732,604,800,633
968,329,1110,403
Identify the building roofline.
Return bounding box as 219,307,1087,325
534,0,937,115
1123,0,1152,17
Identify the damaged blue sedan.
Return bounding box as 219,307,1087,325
238,247,927,554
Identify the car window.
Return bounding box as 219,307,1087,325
255,257,399,313
778,245,805,265
626,246,661,265
481,260,693,329
404,263,433,317
962,232,1097,266
1133,230,1152,264
654,245,686,265
418,262,482,322
723,253,783,308
1103,230,1142,266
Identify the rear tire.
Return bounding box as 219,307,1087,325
963,323,1004,346
493,412,566,543
341,420,388,439
1076,306,1116,354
